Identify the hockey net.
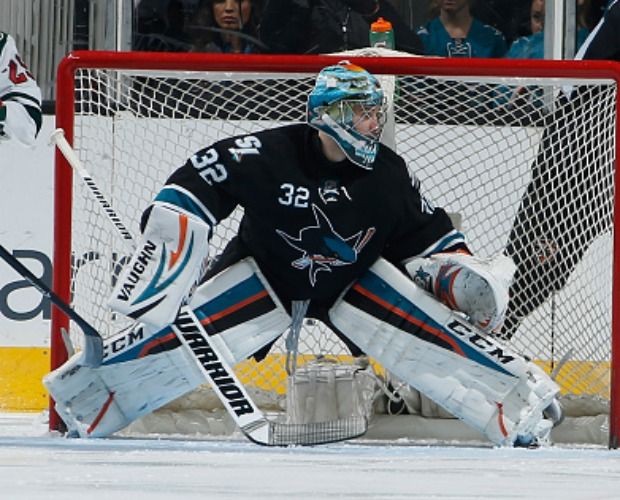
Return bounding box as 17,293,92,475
52,50,620,447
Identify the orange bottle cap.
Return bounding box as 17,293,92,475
370,17,393,32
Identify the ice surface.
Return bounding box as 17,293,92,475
1,412,620,499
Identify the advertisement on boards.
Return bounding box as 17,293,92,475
0,116,55,410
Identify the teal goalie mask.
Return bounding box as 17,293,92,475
307,62,386,170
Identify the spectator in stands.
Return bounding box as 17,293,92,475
133,0,194,52
577,0,594,41
497,0,591,108
505,0,590,60
417,0,507,57
468,0,528,46
259,0,424,55
530,0,545,34
578,0,604,34
189,0,265,53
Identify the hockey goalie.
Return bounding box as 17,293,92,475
45,61,561,447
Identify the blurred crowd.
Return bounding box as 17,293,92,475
132,0,608,59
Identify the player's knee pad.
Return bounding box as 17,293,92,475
403,252,515,332
109,204,211,328
329,257,559,447
46,257,290,437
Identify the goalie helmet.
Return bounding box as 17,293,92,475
307,61,386,169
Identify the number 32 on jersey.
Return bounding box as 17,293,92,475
191,136,262,185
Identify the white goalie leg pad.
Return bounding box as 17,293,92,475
404,253,515,332
46,258,290,437
109,204,210,328
44,323,204,438
329,258,559,446
187,257,291,364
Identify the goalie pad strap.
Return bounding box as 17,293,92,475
329,257,559,446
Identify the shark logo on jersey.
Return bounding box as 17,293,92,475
276,204,375,286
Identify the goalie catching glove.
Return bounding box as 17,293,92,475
109,204,210,328
404,252,515,332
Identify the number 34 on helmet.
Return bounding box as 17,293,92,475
307,61,387,170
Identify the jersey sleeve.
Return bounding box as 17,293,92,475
0,33,42,146
383,165,468,263
149,141,240,236
506,36,537,60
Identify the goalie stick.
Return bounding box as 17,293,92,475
51,128,367,446
0,244,103,367
50,129,133,243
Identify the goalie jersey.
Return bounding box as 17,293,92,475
156,124,466,305
0,32,42,146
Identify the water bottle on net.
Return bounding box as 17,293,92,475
369,17,395,50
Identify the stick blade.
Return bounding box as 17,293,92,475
245,416,368,446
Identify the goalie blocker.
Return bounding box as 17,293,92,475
109,204,211,328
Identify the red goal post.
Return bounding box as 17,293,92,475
52,50,620,447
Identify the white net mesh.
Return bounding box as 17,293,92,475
56,54,617,437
